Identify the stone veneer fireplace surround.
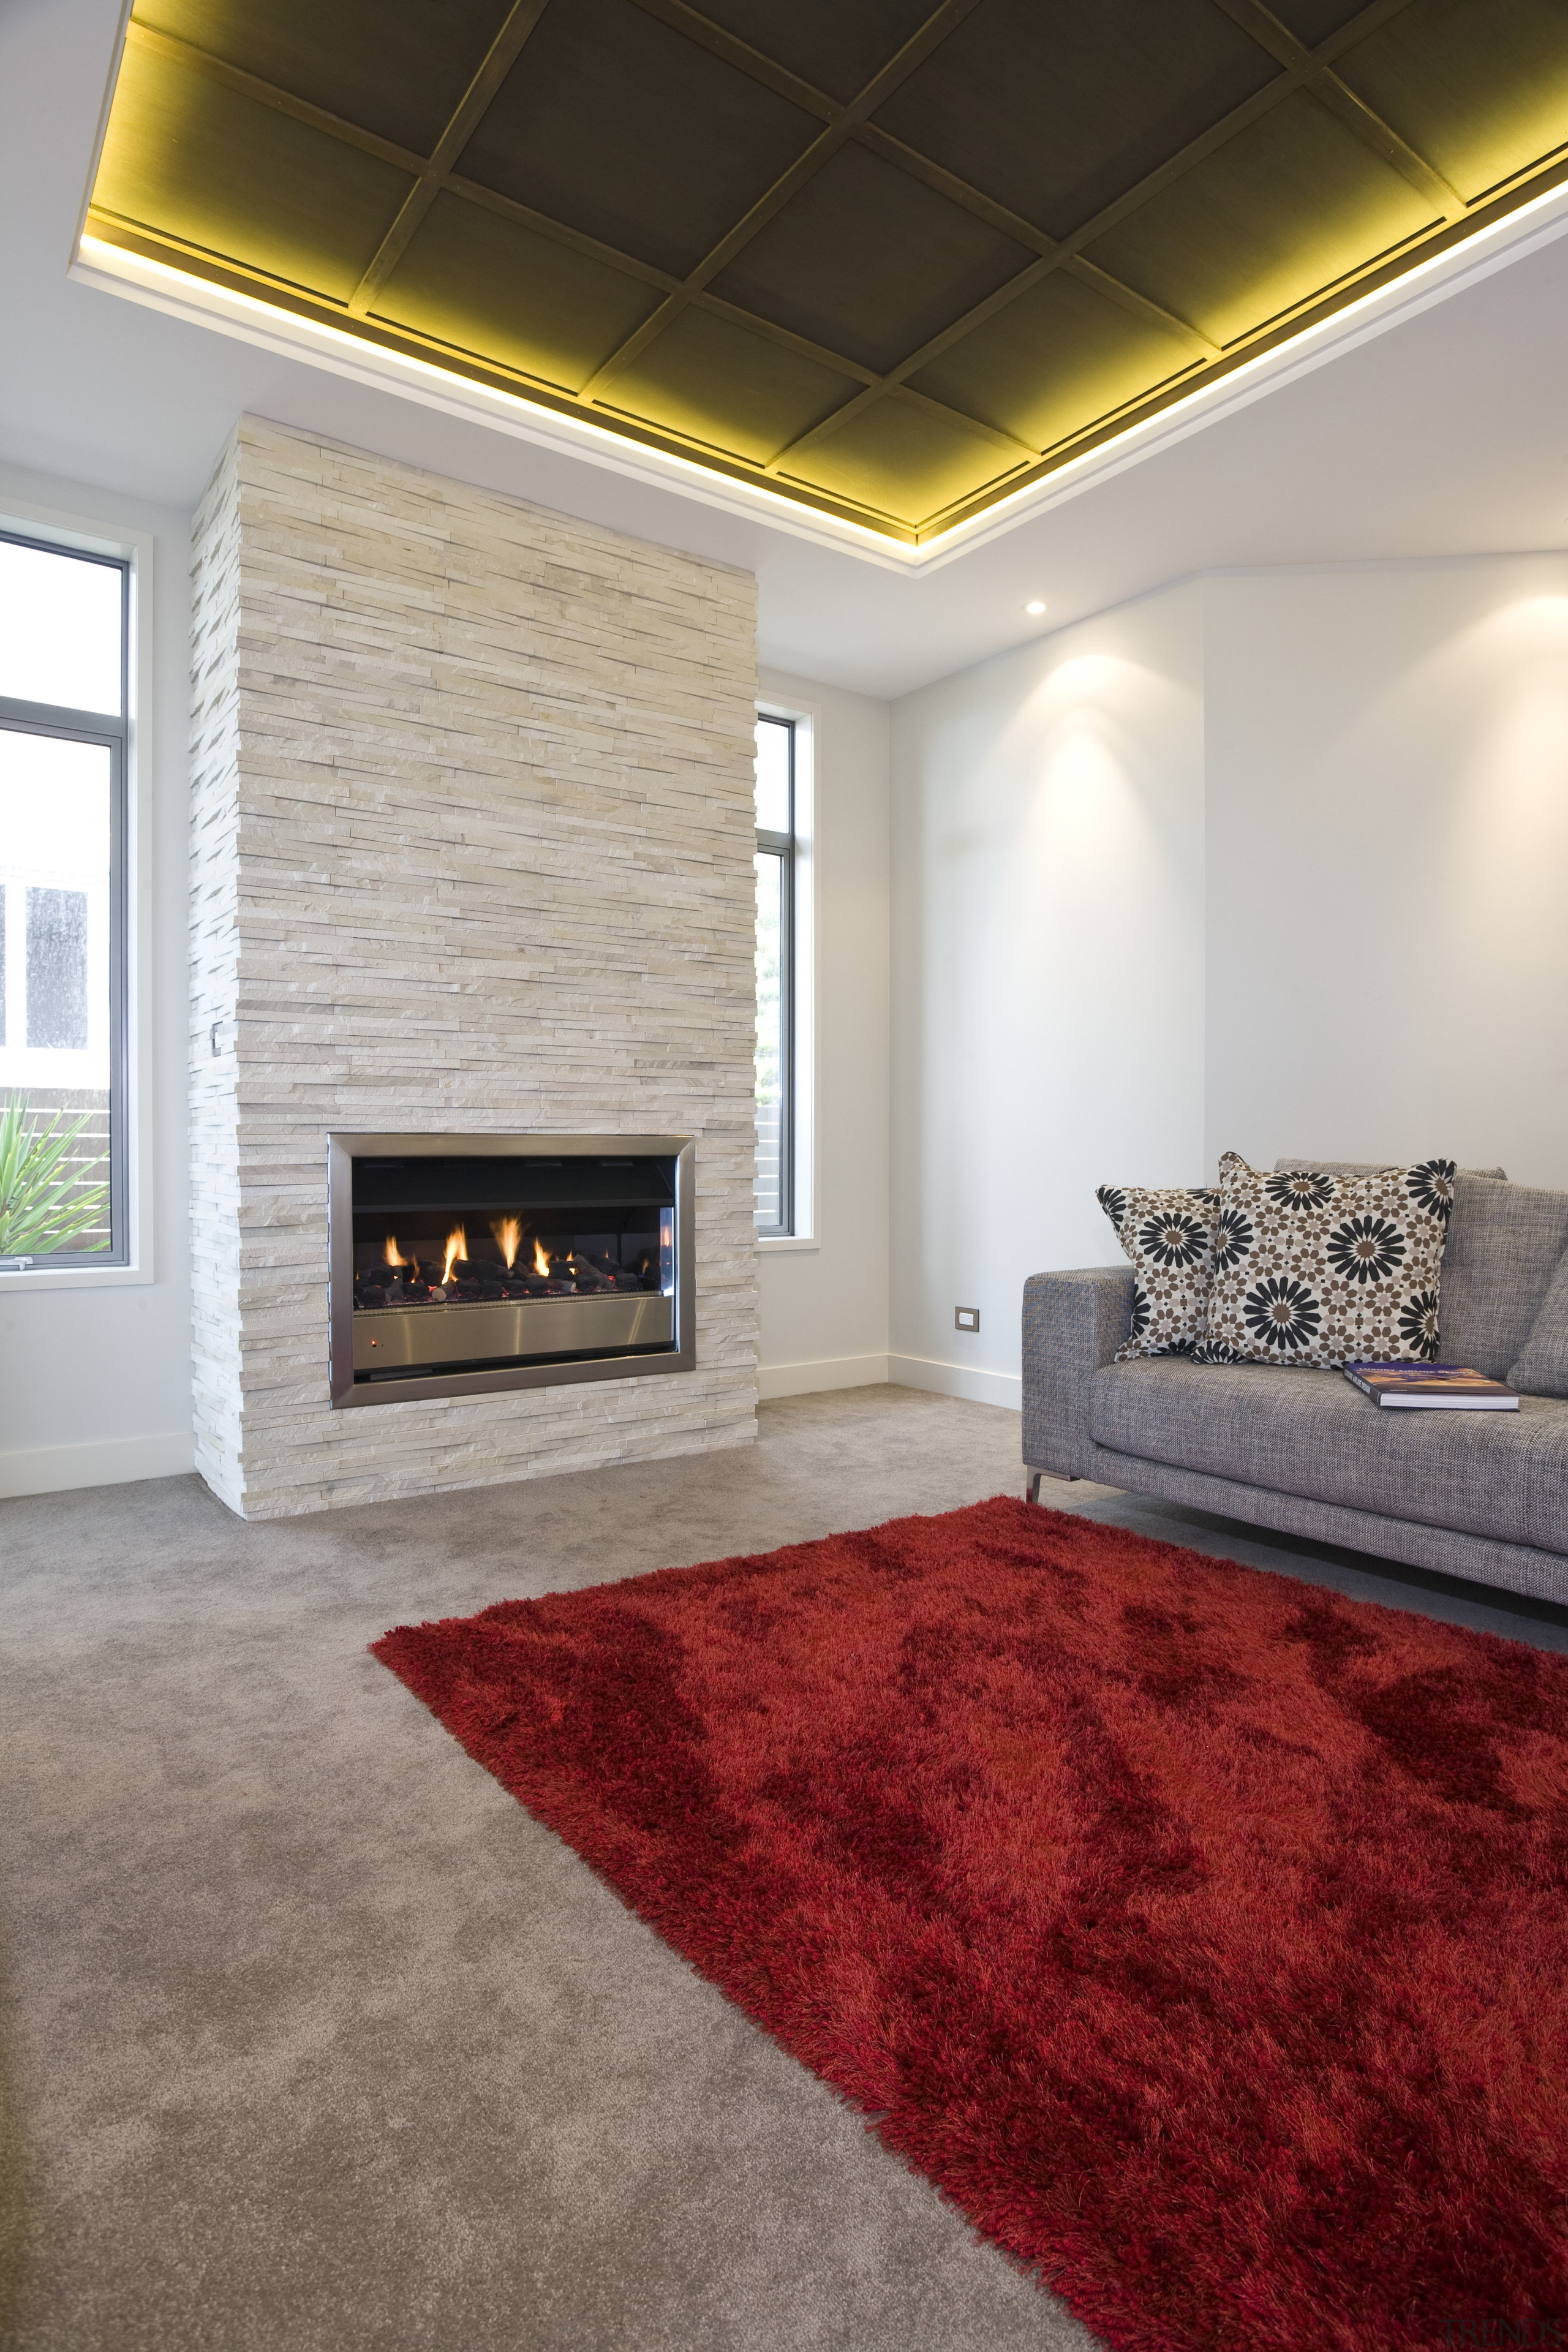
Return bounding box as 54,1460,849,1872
189,418,759,1519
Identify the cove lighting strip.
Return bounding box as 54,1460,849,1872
74,175,1568,578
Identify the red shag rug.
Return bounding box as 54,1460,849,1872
374,1498,1568,2350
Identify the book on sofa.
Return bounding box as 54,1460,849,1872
1343,1362,1520,1410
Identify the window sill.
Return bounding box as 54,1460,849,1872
0,1260,151,1292
757,1236,820,1254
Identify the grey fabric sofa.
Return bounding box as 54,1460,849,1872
1022,1161,1568,1607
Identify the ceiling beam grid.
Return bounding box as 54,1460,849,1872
105,0,1512,534
573,0,990,404
756,0,1446,470
345,0,553,317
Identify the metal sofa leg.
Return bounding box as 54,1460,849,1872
1025,1467,1077,1505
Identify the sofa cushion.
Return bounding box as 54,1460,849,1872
1272,1160,1566,1378
1509,1248,1568,1398
1088,1358,1568,1555
1196,1152,1453,1369
1275,1160,1508,1179
1438,1180,1568,1379
1095,1182,1218,1362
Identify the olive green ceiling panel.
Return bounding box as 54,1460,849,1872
371,194,662,394
782,396,1019,529
94,36,414,302
1084,88,1439,350
1336,0,1568,206
85,0,1568,544
871,0,1277,243
709,143,1032,377
693,0,941,108
455,0,821,281
133,0,511,159
908,270,1200,456
601,307,862,466
1269,1,1369,40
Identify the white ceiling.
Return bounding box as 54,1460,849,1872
7,0,1568,702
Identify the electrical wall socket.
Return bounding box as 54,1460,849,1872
954,1306,979,1333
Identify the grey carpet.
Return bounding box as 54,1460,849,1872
2,1385,1564,2352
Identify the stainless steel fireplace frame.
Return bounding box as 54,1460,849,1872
327,1131,696,1408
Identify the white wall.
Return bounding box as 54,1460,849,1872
888,584,1208,1408
0,461,194,1496
885,552,1568,1425
756,669,891,1397
1205,557,1568,1188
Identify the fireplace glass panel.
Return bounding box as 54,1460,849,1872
330,1137,693,1404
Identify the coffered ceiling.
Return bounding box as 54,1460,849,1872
80,0,1568,545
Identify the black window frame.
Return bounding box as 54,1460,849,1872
0,527,130,1269
754,712,795,1239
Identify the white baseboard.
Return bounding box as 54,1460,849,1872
758,1352,891,1400
0,1428,195,1499
887,1354,1023,1412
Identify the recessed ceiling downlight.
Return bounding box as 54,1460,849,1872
1025,600,1047,616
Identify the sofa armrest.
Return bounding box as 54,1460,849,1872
1021,1267,1134,1478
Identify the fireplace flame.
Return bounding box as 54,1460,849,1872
492,1216,522,1270
383,1236,407,1267
533,1237,551,1278
442,1224,467,1284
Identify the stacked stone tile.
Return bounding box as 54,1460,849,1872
189,418,760,1518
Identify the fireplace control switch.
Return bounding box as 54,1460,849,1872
955,1306,979,1333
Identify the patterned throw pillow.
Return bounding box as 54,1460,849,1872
1194,1153,1457,1368
1098,1183,1219,1363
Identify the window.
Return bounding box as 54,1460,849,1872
753,715,794,1234
0,530,129,1266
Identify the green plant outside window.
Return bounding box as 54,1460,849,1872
0,1093,109,1259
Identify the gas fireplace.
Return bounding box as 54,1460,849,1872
328,1133,695,1406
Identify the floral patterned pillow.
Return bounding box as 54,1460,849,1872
1193,1153,1456,1368
1098,1182,1220,1363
